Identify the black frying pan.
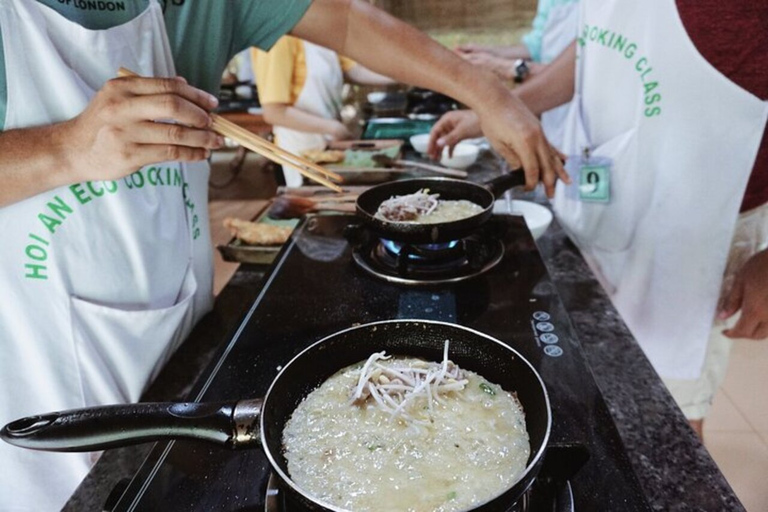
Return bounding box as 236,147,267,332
1,320,550,512
356,172,526,244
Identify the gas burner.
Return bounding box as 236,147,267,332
380,238,460,257
346,223,507,285
264,473,575,512
353,237,504,285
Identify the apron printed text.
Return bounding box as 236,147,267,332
56,0,127,12
579,23,663,118
23,165,197,280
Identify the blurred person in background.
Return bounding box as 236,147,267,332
430,0,768,439
252,35,392,187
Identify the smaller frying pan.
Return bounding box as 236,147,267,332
356,171,526,244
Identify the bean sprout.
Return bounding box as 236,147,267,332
375,189,440,222
350,340,468,424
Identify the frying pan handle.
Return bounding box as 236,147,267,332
484,168,527,198
0,399,263,452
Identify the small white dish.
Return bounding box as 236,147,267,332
463,137,490,149
440,143,480,169
367,91,386,104
409,133,431,155
235,84,253,99
493,199,553,240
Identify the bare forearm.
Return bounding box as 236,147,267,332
345,65,395,86
0,122,78,208
457,43,531,60
262,104,340,135
513,42,576,116
292,0,513,116
494,45,532,60
293,0,569,195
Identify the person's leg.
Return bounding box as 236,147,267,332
663,322,733,441
662,205,767,440
689,419,704,439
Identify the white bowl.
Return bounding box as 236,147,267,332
409,133,431,155
367,91,386,104
441,143,479,169
493,199,553,240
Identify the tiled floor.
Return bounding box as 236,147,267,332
206,149,768,511
706,340,768,511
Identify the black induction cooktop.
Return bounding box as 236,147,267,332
110,214,651,512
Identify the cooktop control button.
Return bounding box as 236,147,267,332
536,321,555,332
540,333,559,344
544,345,564,357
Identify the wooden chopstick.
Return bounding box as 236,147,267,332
210,120,343,191
116,67,344,192
282,193,358,203
396,159,468,179
209,115,343,182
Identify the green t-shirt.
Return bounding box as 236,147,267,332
0,0,312,130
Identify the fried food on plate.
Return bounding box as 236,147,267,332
223,217,292,245
302,148,345,164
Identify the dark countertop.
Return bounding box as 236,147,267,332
538,222,743,512
65,152,743,512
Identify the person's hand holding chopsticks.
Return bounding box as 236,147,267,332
0,72,224,207
64,73,224,182
116,68,343,192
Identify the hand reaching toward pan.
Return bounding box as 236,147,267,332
427,110,483,160
427,100,569,198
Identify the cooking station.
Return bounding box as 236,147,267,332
64,160,744,512
112,213,644,511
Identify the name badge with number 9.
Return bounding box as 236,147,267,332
565,154,612,203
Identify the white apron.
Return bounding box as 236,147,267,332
0,1,214,510
539,1,579,150
553,0,768,380
272,41,344,187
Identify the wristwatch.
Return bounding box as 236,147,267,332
513,59,530,84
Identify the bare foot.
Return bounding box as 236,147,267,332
689,419,704,440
